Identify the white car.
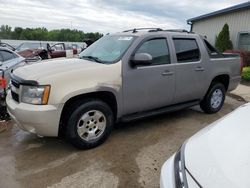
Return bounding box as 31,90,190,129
160,102,250,188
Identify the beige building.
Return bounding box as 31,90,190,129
187,2,250,50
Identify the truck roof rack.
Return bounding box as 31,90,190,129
164,29,189,33
164,29,194,34
122,28,194,34
123,28,163,33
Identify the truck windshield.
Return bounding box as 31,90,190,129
79,35,136,64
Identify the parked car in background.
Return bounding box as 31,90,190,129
16,42,75,61
0,47,26,90
71,44,83,54
16,42,49,61
7,28,241,149
0,42,16,51
48,43,69,58
1,41,85,62
1,42,83,62
160,102,250,188
0,47,26,119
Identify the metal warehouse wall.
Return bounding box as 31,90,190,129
192,8,250,48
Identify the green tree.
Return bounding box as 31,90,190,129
32,27,48,40
0,25,12,39
215,23,233,52
12,27,23,39
20,28,34,40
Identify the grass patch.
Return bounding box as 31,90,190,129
242,67,250,81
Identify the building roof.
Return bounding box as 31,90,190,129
187,1,250,24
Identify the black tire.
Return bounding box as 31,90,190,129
66,99,114,149
200,82,226,114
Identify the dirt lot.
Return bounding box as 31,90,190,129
0,96,245,188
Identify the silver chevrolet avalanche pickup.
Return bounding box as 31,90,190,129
6,28,241,149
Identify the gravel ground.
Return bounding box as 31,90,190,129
0,96,245,188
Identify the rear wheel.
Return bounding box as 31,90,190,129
200,83,226,114
66,99,114,149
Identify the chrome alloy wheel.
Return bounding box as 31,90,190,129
77,110,107,141
211,89,223,109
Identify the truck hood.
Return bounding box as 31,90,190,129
13,58,105,81
184,103,250,188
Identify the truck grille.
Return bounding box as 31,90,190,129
11,91,19,102
11,79,20,88
11,80,20,103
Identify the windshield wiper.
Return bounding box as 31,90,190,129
80,56,103,63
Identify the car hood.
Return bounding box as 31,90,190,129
184,103,250,188
13,58,106,81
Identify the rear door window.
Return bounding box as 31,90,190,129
173,38,200,63
1,50,15,61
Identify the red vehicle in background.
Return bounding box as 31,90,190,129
1,42,84,62
16,42,80,61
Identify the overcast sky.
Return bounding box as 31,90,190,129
0,0,247,33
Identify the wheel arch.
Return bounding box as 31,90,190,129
202,74,230,101
59,91,118,136
211,74,230,91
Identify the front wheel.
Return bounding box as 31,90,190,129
200,83,226,114
66,100,114,149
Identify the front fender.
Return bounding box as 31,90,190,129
61,86,122,118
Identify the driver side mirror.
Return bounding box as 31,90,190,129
130,53,152,67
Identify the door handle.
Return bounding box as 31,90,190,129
162,70,174,76
195,67,205,71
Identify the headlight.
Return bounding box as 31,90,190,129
21,85,50,105
174,143,188,188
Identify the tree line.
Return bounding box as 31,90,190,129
0,25,103,42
